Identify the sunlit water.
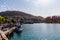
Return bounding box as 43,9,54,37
10,23,60,40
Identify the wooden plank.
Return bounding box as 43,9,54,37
0,30,9,40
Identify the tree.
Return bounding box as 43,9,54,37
0,16,9,24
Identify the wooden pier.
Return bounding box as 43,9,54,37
0,27,17,40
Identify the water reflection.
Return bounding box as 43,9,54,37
8,30,22,40
15,30,22,36
7,32,14,40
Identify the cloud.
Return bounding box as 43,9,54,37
25,0,54,6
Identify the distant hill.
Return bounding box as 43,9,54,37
0,11,34,17
0,11,44,23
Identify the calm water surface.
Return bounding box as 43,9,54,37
11,23,60,40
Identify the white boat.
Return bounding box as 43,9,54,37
18,26,23,31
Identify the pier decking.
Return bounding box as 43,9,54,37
0,30,9,40
0,26,17,40
4,27,17,35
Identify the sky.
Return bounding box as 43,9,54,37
0,0,60,17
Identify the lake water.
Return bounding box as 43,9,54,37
10,23,60,40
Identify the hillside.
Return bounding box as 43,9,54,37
0,11,34,17
0,11,44,23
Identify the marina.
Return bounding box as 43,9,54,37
0,22,22,40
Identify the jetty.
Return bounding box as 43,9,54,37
0,26,17,40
